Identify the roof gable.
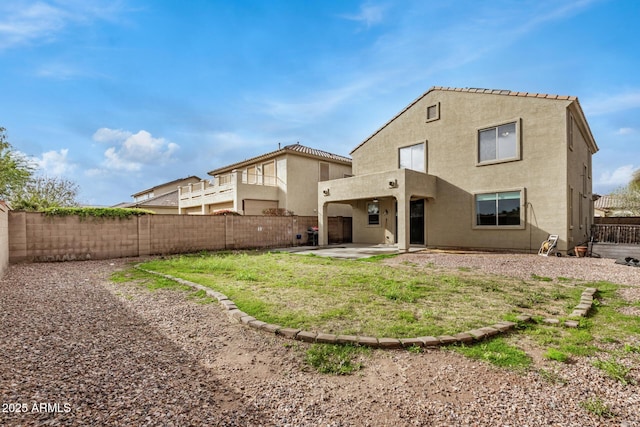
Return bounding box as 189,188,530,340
350,86,596,154
207,143,351,176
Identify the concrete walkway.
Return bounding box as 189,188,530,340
276,243,424,259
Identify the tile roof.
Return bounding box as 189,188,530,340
351,86,583,155
208,143,351,176
120,189,179,208
131,176,200,198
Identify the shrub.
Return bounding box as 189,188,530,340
262,208,294,216
42,207,153,219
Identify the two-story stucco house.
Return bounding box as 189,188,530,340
179,143,352,216
116,176,201,214
318,87,598,254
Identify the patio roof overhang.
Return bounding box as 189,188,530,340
318,168,437,204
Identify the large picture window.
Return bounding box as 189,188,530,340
475,191,521,226
399,143,425,172
478,122,518,163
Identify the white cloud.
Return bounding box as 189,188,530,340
340,3,386,28
596,164,636,188
617,127,636,135
582,90,640,116
34,148,75,176
92,128,179,172
0,0,127,50
92,127,132,143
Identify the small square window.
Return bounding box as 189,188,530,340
426,103,440,122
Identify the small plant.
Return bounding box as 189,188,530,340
262,208,294,216
580,397,614,418
210,209,241,216
304,344,368,375
188,289,214,304
624,343,640,354
531,274,553,282
544,348,570,363
406,345,422,354
451,338,531,369
592,357,633,385
538,368,567,384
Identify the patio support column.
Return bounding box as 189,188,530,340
318,202,329,246
397,194,410,252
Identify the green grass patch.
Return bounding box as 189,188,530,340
544,348,570,363
109,253,640,372
580,397,614,418
450,338,531,369
592,357,633,385
304,344,369,375
138,252,589,339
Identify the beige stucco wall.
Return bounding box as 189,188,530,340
285,154,353,217
347,90,595,253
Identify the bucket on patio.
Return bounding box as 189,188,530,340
574,246,588,257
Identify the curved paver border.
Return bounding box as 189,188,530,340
135,265,598,349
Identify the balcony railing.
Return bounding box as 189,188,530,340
178,171,279,204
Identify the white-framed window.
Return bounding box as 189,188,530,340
474,190,522,227
399,142,426,172
426,102,440,122
478,120,520,164
367,202,380,225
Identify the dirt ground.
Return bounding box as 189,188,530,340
1,254,639,426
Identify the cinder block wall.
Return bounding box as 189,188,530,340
7,212,351,263
149,215,226,254
9,212,139,262
0,203,9,276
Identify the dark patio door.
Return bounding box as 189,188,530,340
410,199,425,245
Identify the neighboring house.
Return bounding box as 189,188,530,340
594,194,639,217
318,86,598,254
117,176,201,214
179,143,352,216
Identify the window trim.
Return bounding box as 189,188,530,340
426,102,440,122
472,188,526,230
476,118,522,166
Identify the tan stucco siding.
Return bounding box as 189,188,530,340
352,90,580,252
566,105,595,248
207,201,234,213
286,154,352,216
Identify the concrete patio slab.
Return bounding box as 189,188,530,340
275,243,423,260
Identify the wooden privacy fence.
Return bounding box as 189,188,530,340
592,224,640,245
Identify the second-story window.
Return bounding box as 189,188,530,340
399,142,425,172
478,121,519,164
319,162,329,181
247,166,257,184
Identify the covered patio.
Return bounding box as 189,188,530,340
317,168,437,251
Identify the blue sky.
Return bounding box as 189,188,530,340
1,0,639,206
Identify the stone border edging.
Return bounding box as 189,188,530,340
135,265,597,349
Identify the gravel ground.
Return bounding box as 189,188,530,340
0,254,639,426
